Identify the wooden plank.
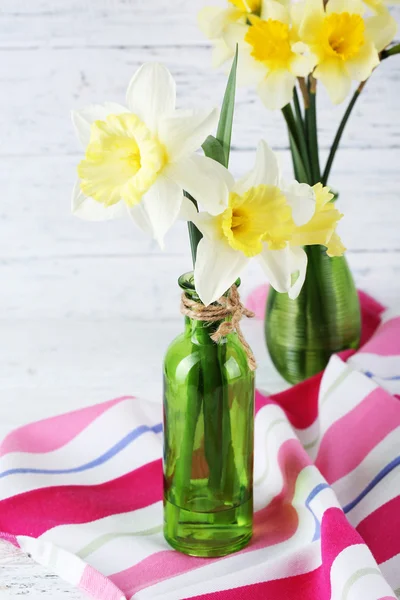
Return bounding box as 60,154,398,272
1,251,399,322
0,46,399,157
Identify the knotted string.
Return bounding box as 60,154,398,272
180,284,257,371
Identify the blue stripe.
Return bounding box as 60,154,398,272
343,455,400,514
305,483,330,542
0,422,163,480
364,370,400,381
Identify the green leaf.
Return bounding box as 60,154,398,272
207,46,238,168
202,135,227,166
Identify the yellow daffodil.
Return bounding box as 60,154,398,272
222,1,316,109
290,183,346,257
297,0,396,104
198,0,261,67
71,63,231,246
183,140,318,304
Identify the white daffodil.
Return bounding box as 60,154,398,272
185,140,318,306
71,63,231,246
198,0,262,68
222,1,317,110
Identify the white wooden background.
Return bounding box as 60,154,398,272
0,1,399,597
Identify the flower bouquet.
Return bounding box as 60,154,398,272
69,0,398,558
199,0,400,382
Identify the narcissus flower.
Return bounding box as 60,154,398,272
198,0,262,68
290,183,346,257
297,0,396,104
71,63,230,245
184,140,318,305
223,1,316,109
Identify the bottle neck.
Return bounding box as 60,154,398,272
184,315,227,345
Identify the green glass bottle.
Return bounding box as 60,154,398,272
265,245,361,384
163,273,255,557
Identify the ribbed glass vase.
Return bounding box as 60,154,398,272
265,245,361,384
163,273,255,557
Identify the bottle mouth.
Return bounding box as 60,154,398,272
178,272,241,302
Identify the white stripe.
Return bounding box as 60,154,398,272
39,502,163,554
347,573,396,600
348,353,400,396
380,308,400,324
330,544,395,600
332,427,400,508
0,427,162,500
0,397,161,473
136,541,322,600
254,404,298,510
306,357,378,462
380,554,400,593
17,536,86,586
345,467,400,528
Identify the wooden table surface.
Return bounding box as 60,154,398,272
1,0,399,597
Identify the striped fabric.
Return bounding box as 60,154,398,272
0,293,399,600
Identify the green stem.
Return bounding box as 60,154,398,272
185,191,202,267
305,80,321,184
293,88,312,183
281,104,310,184
322,81,366,186
381,42,400,59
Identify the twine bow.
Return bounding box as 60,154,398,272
180,284,257,371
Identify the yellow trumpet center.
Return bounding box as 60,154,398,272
78,113,167,207
245,19,294,70
228,0,261,13
323,13,365,60
220,185,294,257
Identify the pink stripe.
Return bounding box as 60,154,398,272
79,565,125,600
0,459,162,537
315,388,400,484
356,496,400,565
256,372,322,429
189,509,371,600
0,396,134,457
358,316,400,357
110,439,308,598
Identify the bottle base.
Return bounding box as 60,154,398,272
163,497,253,558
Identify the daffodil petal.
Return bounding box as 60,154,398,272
198,7,238,39
71,180,126,221
159,108,219,163
191,211,222,240
164,154,232,215
179,195,198,222
234,139,280,195
287,246,308,299
236,42,266,86
290,52,317,78
71,103,128,147
257,70,296,110
366,12,398,52
261,0,290,23
126,63,176,133
346,41,380,80
259,244,308,298
212,39,235,68
194,238,248,306
282,181,316,226
128,175,182,248
326,0,365,15
314,60,352,105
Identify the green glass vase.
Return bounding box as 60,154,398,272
265,245,361,384
163,273,255,557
